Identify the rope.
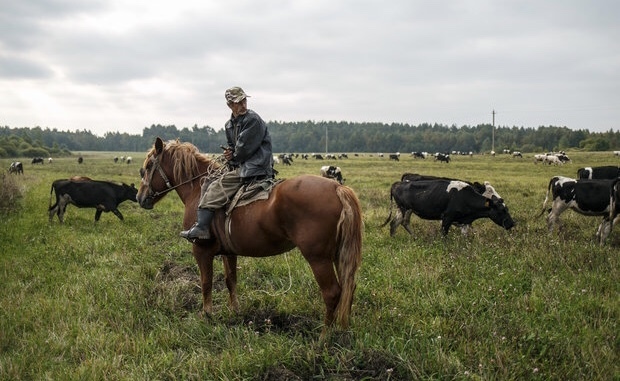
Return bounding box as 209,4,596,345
253,253,293,297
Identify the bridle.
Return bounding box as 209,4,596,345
141,151,227,202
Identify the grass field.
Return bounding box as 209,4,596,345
1,149,618,380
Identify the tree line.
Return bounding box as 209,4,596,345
1,122,618,158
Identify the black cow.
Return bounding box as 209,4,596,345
320,165,344,184
383,179,514,236
31,157,44,165
393,173,506,235
539,176,620,245
389,153,400,161
577,166,620,180
49,178,138,223
8,162,23,175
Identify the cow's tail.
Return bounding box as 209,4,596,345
48,183,56,211
334,185,363,329
380,187,395,227
537,177,556,217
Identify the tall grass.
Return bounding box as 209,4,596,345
0,151,618,380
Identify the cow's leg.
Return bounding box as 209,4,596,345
402,210,414,235
390,209,406,236
111,209,124,220
221,256,239,312
459,224,473,235
596,217,612,245
441,218,453,235
57,197,69,223
94,209,103,221
547,200,568,232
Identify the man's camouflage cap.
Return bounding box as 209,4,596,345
225,87,249,103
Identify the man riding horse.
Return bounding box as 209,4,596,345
180,86,273,241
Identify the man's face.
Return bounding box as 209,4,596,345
228,98,247,116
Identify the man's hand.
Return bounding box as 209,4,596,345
223,149,233,161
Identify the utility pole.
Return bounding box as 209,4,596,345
325,125,328,154
492,109,496,153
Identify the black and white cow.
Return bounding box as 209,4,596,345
320,165,344,184
49,178,138,223
539,176,620,245
576,166,620,180
382,179,514,236
435,153,451,163
8,162,23,175
389,153,400,161
393,173,506,235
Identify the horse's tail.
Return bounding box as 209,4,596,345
334,185,363,329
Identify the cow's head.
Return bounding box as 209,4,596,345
486,196,515,230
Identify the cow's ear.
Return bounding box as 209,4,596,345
155,137,164,154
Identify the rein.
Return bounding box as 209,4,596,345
145,152,227,199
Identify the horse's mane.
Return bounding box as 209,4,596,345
147,139,221,182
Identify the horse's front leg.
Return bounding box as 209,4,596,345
222,255,239,313
193,246,215,317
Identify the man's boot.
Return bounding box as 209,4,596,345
180,208,214,240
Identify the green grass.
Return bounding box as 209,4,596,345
1,151,618,380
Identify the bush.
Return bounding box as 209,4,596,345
20,147,50,158
0,173,24,213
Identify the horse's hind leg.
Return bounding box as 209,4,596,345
306,257,341,328
221,256,239,312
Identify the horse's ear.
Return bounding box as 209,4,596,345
155,137,164,154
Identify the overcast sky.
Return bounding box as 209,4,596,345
1,0,618,136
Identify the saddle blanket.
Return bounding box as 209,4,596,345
226,178,282,215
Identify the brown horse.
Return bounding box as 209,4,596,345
137,137,363,330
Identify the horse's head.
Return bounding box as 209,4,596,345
137,137,172,209
137,137,223,209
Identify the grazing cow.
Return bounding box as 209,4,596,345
512,151,523,158
48,157,53,164
320,165,344,184
126,156,132,164
533,154,547,164
543,155,562,165
313,153,324,160
435,153,451,163
8,162,23,175
77,156,84,164
389,153,400,161
396,173,506,235
411,151,425,159
31,157,44,165
539,176,620,245
577,166,620,180
49,178,138,223
382,179,514,236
